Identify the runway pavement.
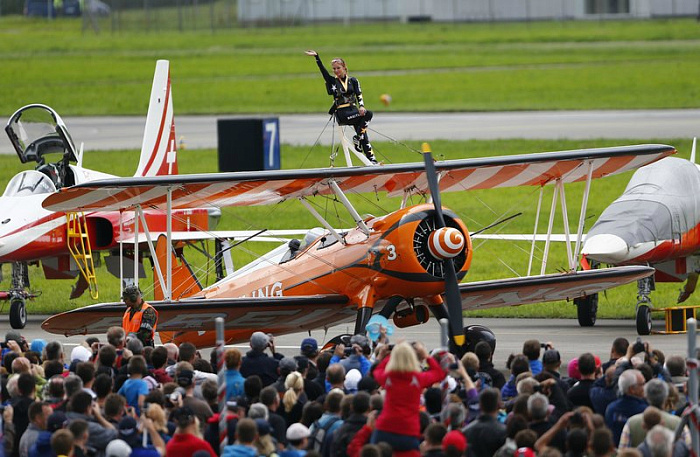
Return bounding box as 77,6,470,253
1,109,698,154
10,314,693,367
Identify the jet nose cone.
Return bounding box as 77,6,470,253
582,234,630,264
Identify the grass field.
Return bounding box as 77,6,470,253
0,137,692,322
1,18,700,114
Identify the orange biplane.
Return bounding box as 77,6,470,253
40,143,675,351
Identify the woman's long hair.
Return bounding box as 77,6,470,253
283,371,304,413
385,342,420,373
145,403,169,434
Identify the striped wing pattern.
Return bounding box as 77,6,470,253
43,144,675,212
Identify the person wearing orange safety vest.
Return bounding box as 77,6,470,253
121,285,158,347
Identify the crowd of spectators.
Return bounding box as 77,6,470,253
0,325,696,457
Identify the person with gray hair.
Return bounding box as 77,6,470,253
528,393,550,422
637,424,679,457
248,402,269,421
125,337,144,356
605,369,648,446
618,379,687,448
63,374,84,398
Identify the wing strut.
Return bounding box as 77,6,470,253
527,187,544,276
166,187,172,300
541,180,559,275
298,197,345,245
573,161,594,269
329,180,370,236
557,179,574,270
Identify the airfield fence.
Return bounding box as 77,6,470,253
0,0,697,32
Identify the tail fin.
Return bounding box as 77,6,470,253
691,137,697,164
153,235,202,301
134,60,179,177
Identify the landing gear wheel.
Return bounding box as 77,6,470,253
448,325,496,358
321,334,353,352
575,293,598,327
10,297,26,329
636,304,652,335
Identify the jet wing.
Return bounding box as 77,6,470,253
449,265,653,310
41,294,351,336
43,144,675,212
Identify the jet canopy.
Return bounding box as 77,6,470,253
5,104,78,165
2,170,58,198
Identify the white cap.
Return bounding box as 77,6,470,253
105,439,132,457
71,345,92,363
286,423,310,441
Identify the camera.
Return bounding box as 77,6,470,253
169,392,181,403
632,337,645,355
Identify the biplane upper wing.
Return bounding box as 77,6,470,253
448,265,653,311
43,144,675,212
41,294,351,336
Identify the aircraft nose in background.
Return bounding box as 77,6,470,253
581,234,630,264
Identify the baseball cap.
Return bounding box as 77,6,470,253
255,419,271,436
176,369,194,388
279,357,298,374
106,439,132,457
172,406,196,427
300,338,318,355
568,358,581,380
5,330,22,343
344,369,362,393
47,411,68,432
543,349,561,365
250,332,270,351
514,447,536,457
118,416,138,436
286,423,311,441
442,430,467,453
71,345,92,363
30,339,47,354
350,334,369,349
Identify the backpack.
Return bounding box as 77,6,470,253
309,416,341,452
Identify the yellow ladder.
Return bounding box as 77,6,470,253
66,212,99,299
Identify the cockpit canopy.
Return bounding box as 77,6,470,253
5,104,77,165
2,170,57,197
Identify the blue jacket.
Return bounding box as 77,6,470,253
225,369,246,401
330,354,371,377
28,431,54,457
529,359,542,375
222,444,258,457
501,376,518,401
590,377,617,415
605,395,648,445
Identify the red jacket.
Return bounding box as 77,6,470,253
373,355,445,437
165,432,216,457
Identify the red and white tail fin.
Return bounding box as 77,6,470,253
134,60,179,177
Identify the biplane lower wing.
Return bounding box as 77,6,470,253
41,294,351,337
450,265,653,310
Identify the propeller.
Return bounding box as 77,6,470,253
421,143,466,347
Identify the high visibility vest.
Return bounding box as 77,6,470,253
122,302,158,339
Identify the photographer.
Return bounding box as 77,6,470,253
330,335,371,377
240,332,284,388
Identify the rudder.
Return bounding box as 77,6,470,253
134,60,179,177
